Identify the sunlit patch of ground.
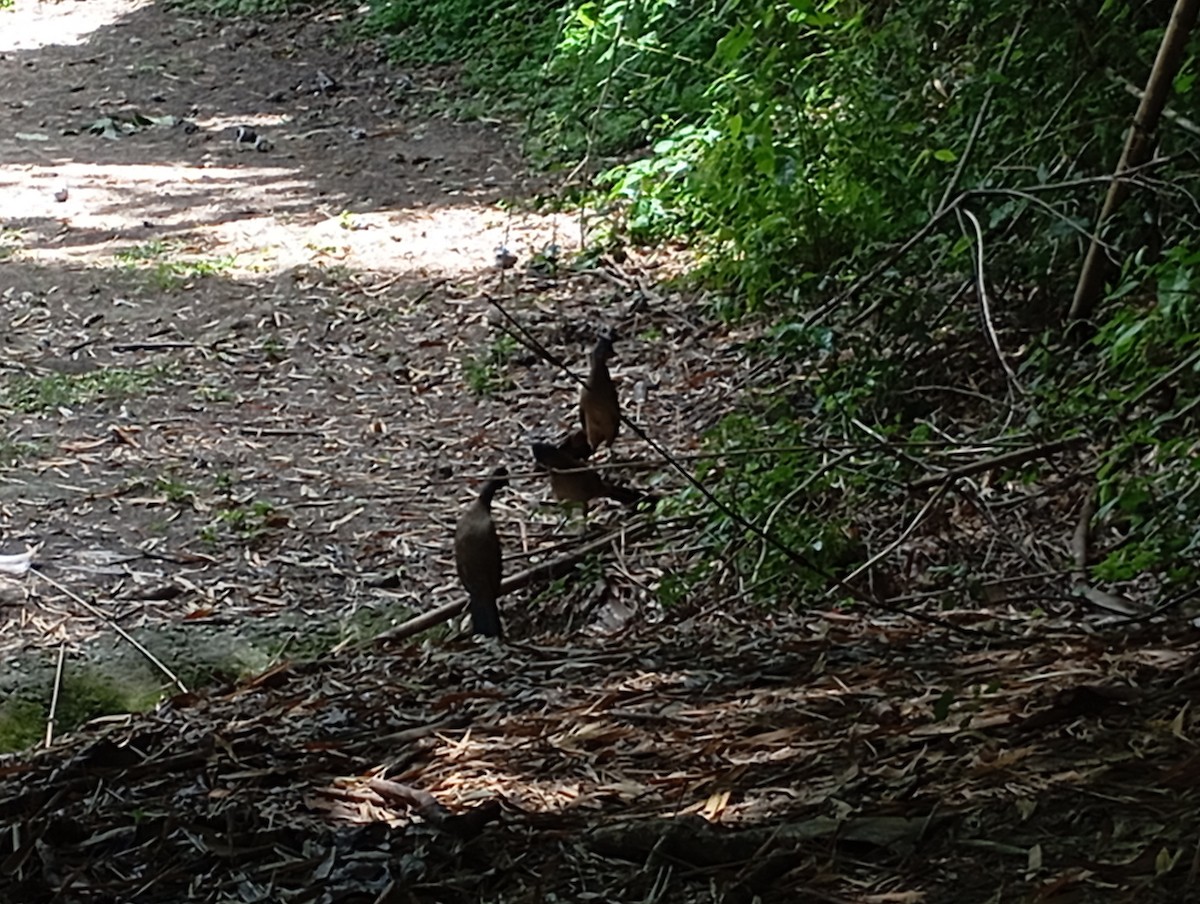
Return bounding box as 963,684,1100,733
0,0,152,53
1,0,581,279
6,154,581,277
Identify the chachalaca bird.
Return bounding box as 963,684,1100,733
579,335,620,454
558,427,594,461
530,442,645,515
454,466,509,638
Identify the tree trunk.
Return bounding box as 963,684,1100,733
1068,0,1200,324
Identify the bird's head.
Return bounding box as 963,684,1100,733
592,334,617,363
488,465,510,490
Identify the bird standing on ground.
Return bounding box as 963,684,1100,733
494,245,518,270
530,443,644,519
579,335,620,455
557,427,594,461
454,467,509,638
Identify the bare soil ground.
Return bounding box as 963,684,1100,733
0,0,716,699
2,3,1200,903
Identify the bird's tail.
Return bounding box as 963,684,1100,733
602,482,656,509
468,595,503,638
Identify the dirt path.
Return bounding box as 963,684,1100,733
1,0,553,274
0,0,726,729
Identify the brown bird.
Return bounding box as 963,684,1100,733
579,335,620,454
454,466,509,638
557,427,594,461
530,443,645,515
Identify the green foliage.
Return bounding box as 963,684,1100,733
114,241,234,290
0,699,42,753
542,1,734,158
463,332,518,396
596,126,714,240
194,383,235,403
0,228,22,259
655,569,694,608
556,1,1192,305
202,499,280,543
260,336,288,362
0,672,162,754
357,0,563,96
155,476,196,506
58,671,162,729
1,365,174,413
695,412,868,602
1025,242,1200,587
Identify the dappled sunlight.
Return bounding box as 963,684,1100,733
6,157,580,277
0,0,150,52
316,663,860,828
1,0,574,282
197,112,292,132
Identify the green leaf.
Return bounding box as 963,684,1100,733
715,24,753,63
575,2,597,29
752,140,776,177
932,689,955,722
1108,320,1145,364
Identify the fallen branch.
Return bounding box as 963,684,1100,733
238,427,324,438
502,517,659,593
45,641,67,748
908,436,1084,492
112,342,198,352
1070,0,1200,322
368,778,500,838
373,518,661,643
374,599,463,644
830,479,951,599
1070,487,1097,580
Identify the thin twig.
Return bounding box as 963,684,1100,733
486,293,989,637
970,186,1117,249
374,516,666,643
1071,487,1096,580
960,207,1024,396
45,640,67,748
1107,585,1200,626
1126,345,1200,410
112,342,197,352
936,12,1027,214
831,479,951,597
836,198,965,332
908,436,1084,491
750,448,858,584
33,570,189,694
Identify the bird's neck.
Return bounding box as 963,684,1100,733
479,480,503,507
